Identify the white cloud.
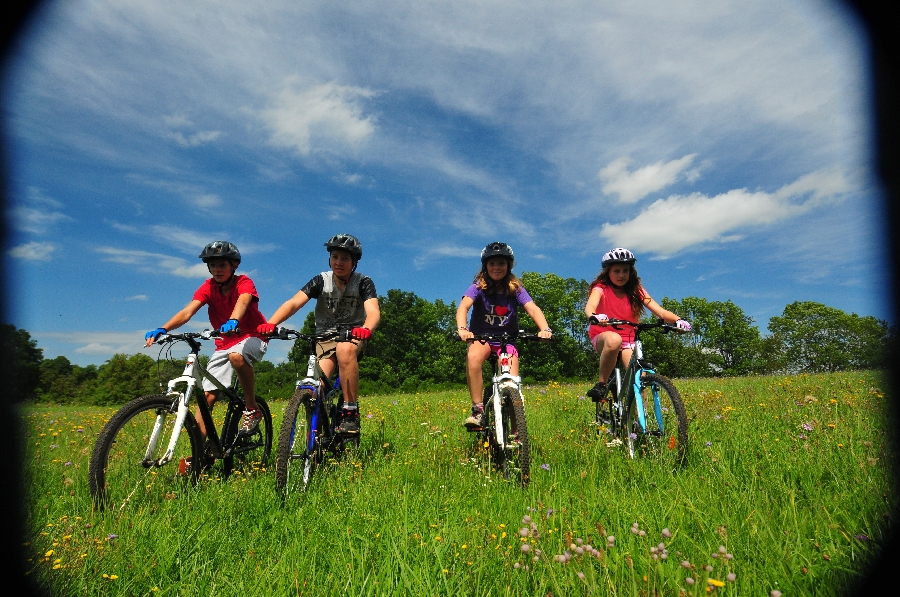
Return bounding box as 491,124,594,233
166,130,223,147
598,155,698,204
9,241,56,261
38,330,198,359
10,207,73,234
600,168,851,256
412,243,482,268
125,294,149,301
96,247,209,278
261,81,377,156
127,175,223,210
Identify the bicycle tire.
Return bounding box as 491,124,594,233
222,396,273,478
480,392,505,472
275,388,322,495
594,368,622,436
499,386,531,486
624,373,688,470
89,394,203,511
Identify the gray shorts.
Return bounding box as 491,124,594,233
202,336,267,392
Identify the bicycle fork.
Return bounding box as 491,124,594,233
491,353,522,446
148,353,200,467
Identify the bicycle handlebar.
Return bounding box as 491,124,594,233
465,330,553,343
264,326,354,343
602,318,687,333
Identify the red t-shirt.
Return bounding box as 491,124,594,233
587,282,645,344
193,275,267,350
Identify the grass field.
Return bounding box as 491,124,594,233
20,370,895,596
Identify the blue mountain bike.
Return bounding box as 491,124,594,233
595,319,689,471
272,327,358,496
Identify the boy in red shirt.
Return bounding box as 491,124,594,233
145,241,268,437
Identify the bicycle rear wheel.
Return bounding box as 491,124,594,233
275,389,322,496
222,396,273,478
89,394,203,511
595,368,622,436
624,374,688,470
500,386,531,486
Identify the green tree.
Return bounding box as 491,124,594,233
37,355,99,404
768,301,891,373
254,360,303,402
362,289,465,393
517,272,594,381
657,297,767,376
91,353,160,405
0,324,44,401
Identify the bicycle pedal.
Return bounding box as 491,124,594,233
465,425,484,432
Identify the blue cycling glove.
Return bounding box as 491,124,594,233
145,328,167,342
219,319,240,334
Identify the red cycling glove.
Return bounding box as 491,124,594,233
257,323,277,335
351,327,372,340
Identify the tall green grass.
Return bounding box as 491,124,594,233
21,371,894,595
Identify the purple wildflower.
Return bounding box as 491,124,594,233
107,534,118,541
540,463,551,472
802,422,814,432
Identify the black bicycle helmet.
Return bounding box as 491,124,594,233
199,241,241,263
601,247,636,267
481,241,515,268
324,234,363,260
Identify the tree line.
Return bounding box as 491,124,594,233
3,272,893,405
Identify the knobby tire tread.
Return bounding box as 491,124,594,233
89,394,202,511
275,388,313,495
500,386,531,486
222,395,273,478
624,373,689,470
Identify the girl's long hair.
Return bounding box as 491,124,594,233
592,264,645,318
474,260,522,297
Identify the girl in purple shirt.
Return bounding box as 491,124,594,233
456,242,552,428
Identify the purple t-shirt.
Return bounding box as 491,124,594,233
463,284,533,336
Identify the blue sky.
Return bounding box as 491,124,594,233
2,0,887,367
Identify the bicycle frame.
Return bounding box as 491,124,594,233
485,338,523,446
295,350,342,452
148,331,240,467
607,319,677,435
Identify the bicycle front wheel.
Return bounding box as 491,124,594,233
275,389,322,496
624,374,688,470
89,394,203,511
222,396,273,478
500,386,531,486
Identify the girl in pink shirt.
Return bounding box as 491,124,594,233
584,248,690,402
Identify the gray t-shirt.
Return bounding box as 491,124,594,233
300,271,377,333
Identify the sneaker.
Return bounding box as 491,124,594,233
587,382,608,402
238,408,262,436
336,408,360,435
464,404,485,429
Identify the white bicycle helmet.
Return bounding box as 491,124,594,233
601,247,636,267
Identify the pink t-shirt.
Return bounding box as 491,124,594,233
193,275,267,350
587,282,645,344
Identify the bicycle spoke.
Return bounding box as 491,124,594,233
89,395,202,511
